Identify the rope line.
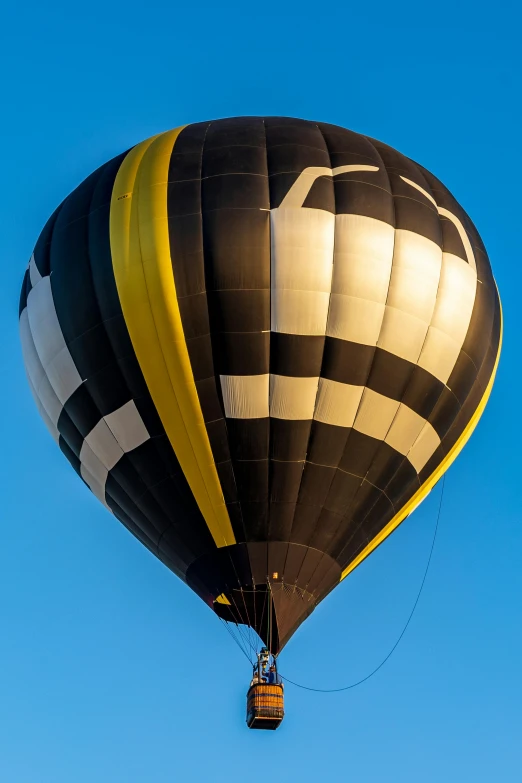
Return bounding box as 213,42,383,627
218,616,254,665
278,475,446,693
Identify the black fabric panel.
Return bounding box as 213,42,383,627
269,461,304,503
384,460,421,510
401,364,446,420
50,165,109,357
211,331,270,376
323,471,362,518
365,442,416,491
270,419,311,462
457,278,496,371
268,172,301,210
268,503,296,541
302,175,336,212
419,165,476,250
426,386,461,440
288,503,322,546
202,144,267,177
322,338,375,386
206,116,266,149
58,435,82,477
318,122,384,164
270,333,324,377
59,383,101,440
267,141,330,177
197,118,271,543
56,407,84,459
339,429,384,478
297,463,337,511
205,418,230,464
283,543,308,584
234,459,269,503
226,418,269,461
307,421,350,467
19,269,30,315
33,204,62,278
106,494,163,553
439,216,468,262
167,123,245,542
332,180,395,223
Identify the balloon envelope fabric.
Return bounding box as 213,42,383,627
19,118,501,653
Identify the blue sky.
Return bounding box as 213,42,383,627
1,2,521,780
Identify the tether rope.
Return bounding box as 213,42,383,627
278,475,446,692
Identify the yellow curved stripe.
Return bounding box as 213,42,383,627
109,129,236,548
341,296,503,581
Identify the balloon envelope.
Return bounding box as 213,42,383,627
19,118,501,652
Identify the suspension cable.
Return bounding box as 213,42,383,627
278,475,446,693
217,615,254,665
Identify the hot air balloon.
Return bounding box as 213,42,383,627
19,117,501,729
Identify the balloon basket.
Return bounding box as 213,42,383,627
246,683,284,730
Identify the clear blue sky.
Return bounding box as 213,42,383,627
1,2,521,781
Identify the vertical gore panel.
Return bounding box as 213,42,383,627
167,122,245,543
109,128,236,548
201,118,271,542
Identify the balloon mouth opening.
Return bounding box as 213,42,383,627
213,583,280,653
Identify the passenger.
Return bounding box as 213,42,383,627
268,665,279,684
251,666,267,686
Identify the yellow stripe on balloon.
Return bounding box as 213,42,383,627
340,295,502,581
109,128,236,548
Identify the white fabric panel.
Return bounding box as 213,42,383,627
327,214,394,345
270,207,335,335
430,253,477,342
353,388,400,441
26,373,60,443
417,328,461,386
29,254,42,287
80,461,110,508
399,177,437,208
270,374,319,420
220,374,269,419
384,230,442,322
104,400,150,453
377,307,432,364
20,308,63,427
26,278,64,368
399,176,477,272
378,230,442,363
271,289,332,335
80,440,110,487
84,418,125,471
385,403,430,455
313,378,364,427
33,374,63,430
418,252,477,383
279,165,379,209
79,401,150,506
278,167,332,209
27,277,82,404
327,294,386,345
330,215,395,301
45,345,83,407
436,208,476,272
20,308,47,402
407,422,441,472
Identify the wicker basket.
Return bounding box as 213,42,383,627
246,683,284,730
